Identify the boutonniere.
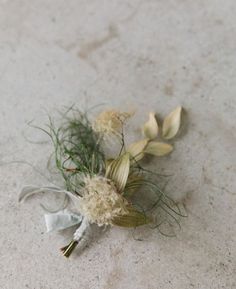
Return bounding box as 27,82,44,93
20,106,186,257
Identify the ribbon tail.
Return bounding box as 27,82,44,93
44,210,83,232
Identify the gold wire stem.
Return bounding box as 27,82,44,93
60,240,78,258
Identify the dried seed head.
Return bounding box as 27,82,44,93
79,175,128,226
93,109,133,137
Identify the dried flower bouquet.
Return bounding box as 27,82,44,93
20,106,185,257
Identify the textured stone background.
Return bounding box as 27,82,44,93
0,1,235,288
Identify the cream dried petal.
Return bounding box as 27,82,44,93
144,141,173,156
105,153,130,192
127,139,148,162
105,159,114,170
162,106,182,139
142,112,158,139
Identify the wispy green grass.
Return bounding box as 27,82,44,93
40,108,105,194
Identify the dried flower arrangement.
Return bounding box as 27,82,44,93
19,106,186,257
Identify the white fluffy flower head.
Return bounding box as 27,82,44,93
79,175,128,226
93,109,133,137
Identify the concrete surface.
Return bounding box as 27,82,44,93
0,1,235,288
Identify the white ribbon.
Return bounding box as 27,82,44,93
19,185,81,205
19,185,84,232
44,210,83,232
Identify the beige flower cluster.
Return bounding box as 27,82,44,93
79,175,128,226
92,109,132,137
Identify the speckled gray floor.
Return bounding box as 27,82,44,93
0,1,235,288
